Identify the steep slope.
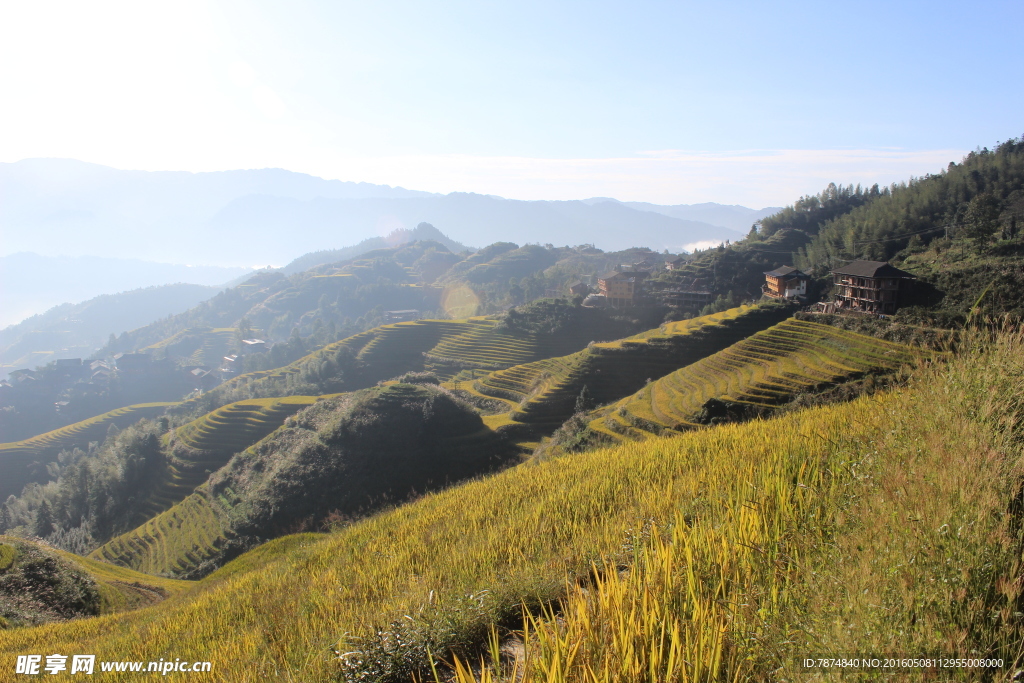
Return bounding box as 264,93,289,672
92,384,512,577
192,303,633,410
798,138,1024,271
0,403,175,500
2,330,1019,681
589,317,924,440
108,396,333,527
455,304,793,444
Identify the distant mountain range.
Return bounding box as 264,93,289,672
0,252,248,329
0,282,222,372
1,159,773,267
280,222,469,274
1,158,781,326
581,198,779,233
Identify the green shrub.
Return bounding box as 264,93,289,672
0,544,15,572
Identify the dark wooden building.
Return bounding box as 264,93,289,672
830,260,916,315
656,288,713,311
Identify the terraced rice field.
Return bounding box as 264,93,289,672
456,304,793,440
591,318,924,440
216,316,606,396
0,403,176,498
144,328,236,367
174,396,325,453
212,320,469,392
354,319,482,381
92,490,229,576
110,396,338,526
94,387,504,577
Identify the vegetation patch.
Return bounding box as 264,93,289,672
0,537,101,628
0,403,176,501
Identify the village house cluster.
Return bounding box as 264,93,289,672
762,259,916,316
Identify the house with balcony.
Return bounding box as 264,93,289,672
828,260,916,315
763,266,810,300
597,271,649,307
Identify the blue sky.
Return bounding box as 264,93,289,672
1,0,1021,206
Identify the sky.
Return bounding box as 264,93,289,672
1,0,1021,208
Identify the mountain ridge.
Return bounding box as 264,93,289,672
2,158,747,266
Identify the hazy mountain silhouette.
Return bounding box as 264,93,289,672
0,282,222,371
0,253,248,328
1,159,434,266
207,192,741,263
581,198,781,233
281,223,469,274
2,159,746,267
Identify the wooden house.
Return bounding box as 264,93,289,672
665,256,686,271
569,281,590,297
830,260,916,315
598,271,649,307
763,266,809,300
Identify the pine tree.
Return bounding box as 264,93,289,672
34,500,55,537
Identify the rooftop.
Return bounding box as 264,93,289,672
831,260,916,279
600,270,650,281
764,266,807,278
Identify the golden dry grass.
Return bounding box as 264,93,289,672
1,327,1021,682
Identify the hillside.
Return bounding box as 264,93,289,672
187,300,642,413
0,302,642,540
453,304,793,446
0,239,672,460
0,328,1019,680
91,383,513,578
589,317,924,440
281,222,470,274
0,282,223,372
0,536,188,629
639,140,1024,322
797,139,1024,271
0,403,175,500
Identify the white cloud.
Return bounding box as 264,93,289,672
681,240,725,253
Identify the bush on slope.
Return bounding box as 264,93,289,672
0,536,187,629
